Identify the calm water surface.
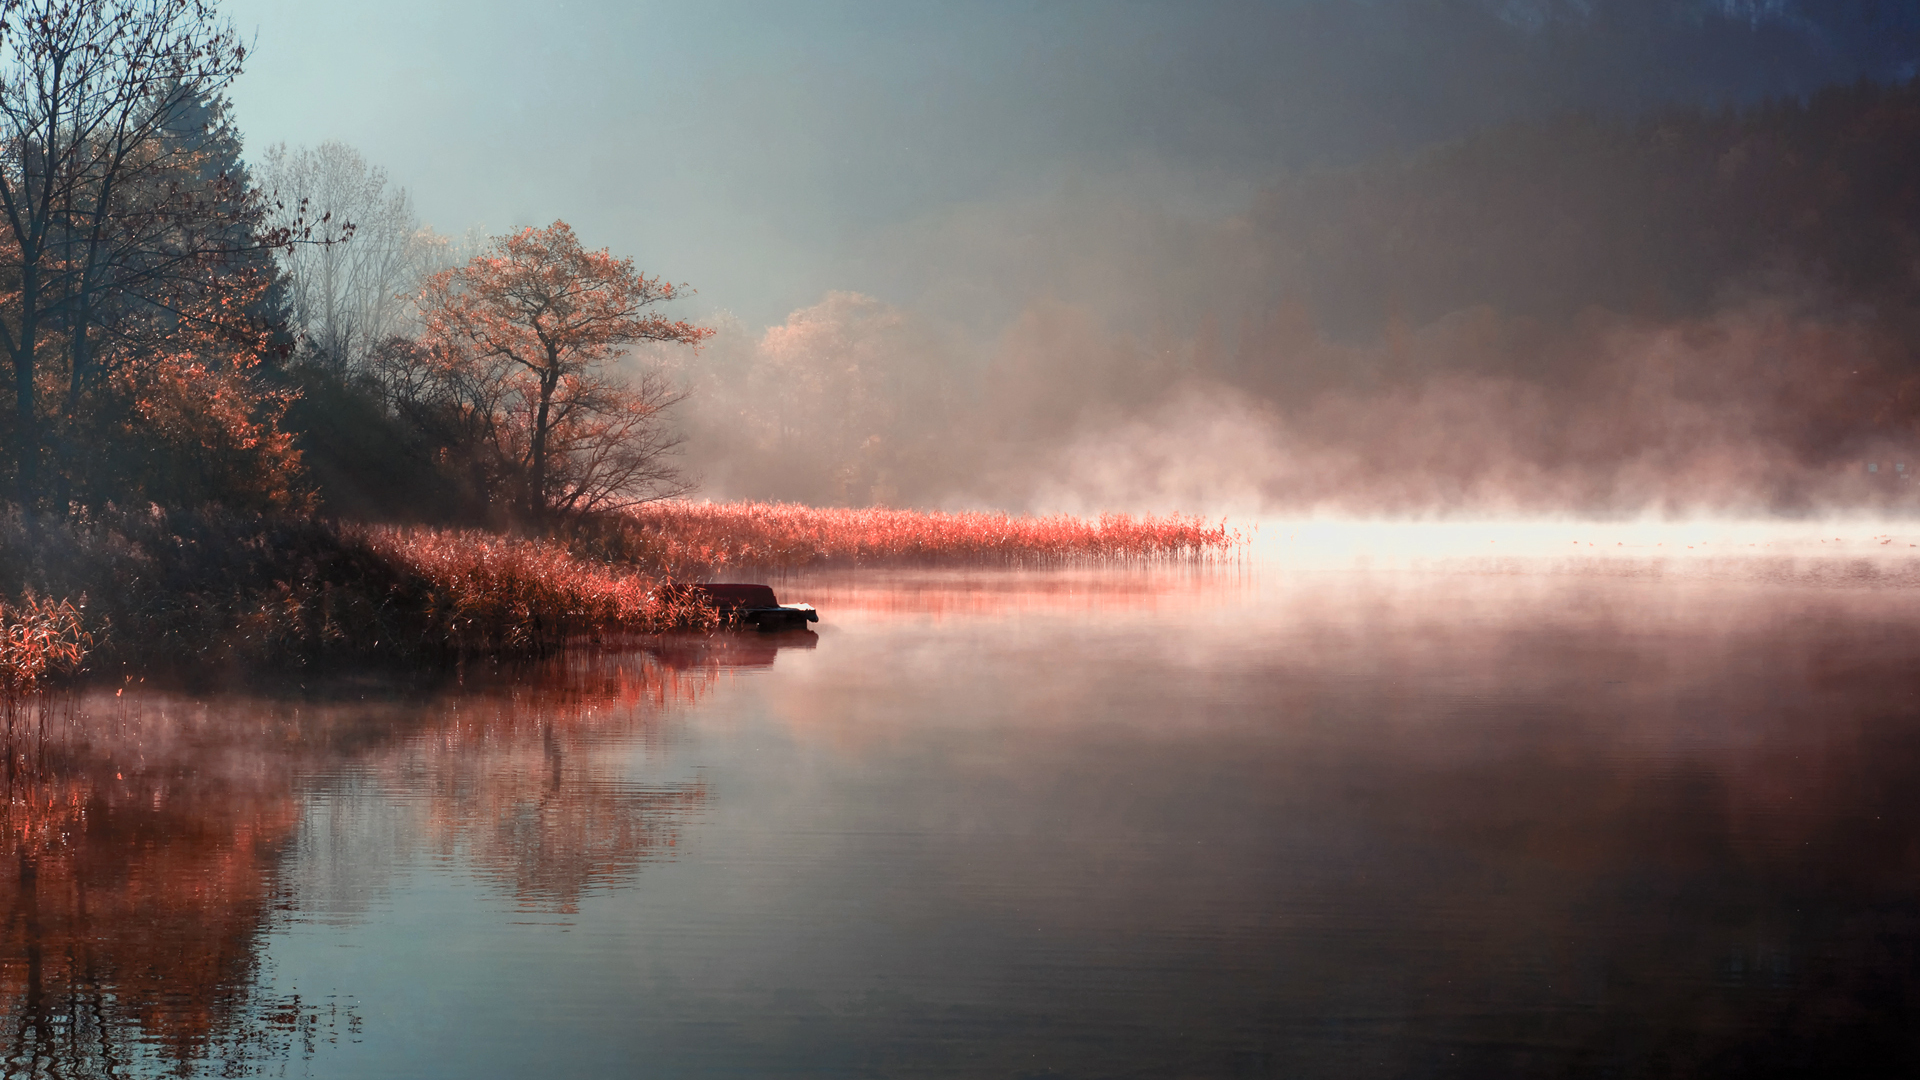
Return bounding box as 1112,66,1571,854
6,560,1920,1077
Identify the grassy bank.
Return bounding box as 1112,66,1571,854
0,502,1240,685
0,509,717,681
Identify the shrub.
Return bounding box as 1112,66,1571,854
0,596,91,688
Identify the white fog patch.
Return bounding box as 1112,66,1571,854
1027,384,1286,517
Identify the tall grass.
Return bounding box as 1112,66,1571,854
569,501,1239,575
355,526,719,654
0,596,90,688
0,500,1239,682
0,508,718,679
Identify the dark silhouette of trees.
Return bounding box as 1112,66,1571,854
0,0,312,511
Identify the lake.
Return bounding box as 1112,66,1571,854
7,533,1920,1077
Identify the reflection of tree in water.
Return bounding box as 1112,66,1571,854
395,650,718,912
0,697,348,1077
0,638,753,1075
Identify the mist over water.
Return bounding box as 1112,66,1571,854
9,540,1920,1076
674,297,1920,516
657,77,1920,518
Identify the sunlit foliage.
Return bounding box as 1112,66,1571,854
357,524,720,653
0,594,87,686
593,500,1240,574
0,0,309,512
408,220,711,521
717,292,958,506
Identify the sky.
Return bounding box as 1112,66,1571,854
221,0,1920,336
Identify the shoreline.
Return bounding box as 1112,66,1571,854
0,502,1239,688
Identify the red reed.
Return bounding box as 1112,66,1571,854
605,501,1239,575
0,502,1238,681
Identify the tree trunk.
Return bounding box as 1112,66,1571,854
57,310,91,506
14,267,39,506
530,364,559,523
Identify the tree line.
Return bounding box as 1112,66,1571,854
0,0,709,525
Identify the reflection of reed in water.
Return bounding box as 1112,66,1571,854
648,628,816,672
0,696,351,1078
776,565,1253,621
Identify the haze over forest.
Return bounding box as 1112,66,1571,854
233,0,1920,517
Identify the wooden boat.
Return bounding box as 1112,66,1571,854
670,583,819,631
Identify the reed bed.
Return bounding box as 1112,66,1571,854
0,508,718,679
583,501,1239,575
355,526,719,655
0,500,1237,683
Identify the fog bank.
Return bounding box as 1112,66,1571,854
666,82,1920,518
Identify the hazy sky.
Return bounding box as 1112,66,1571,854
223,0,1920,332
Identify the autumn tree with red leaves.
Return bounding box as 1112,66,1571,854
412,221,711,521
0,0,315,510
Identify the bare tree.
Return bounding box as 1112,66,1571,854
259,141,443,371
